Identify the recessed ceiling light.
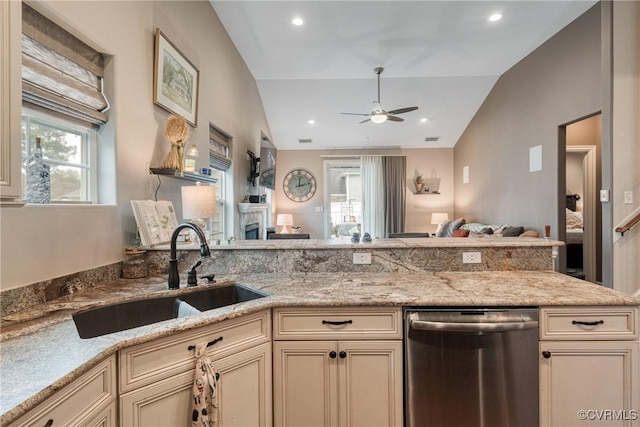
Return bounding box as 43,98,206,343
307,119,315,125
292,17,304,26
420,118,428,123
489,13,503,22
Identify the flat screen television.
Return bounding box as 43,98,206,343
259,133,277,190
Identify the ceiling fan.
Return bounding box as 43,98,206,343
341,67,418,124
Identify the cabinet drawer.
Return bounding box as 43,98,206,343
119,309,270,393
274,307,402,340
9,356,116,427
540,306,638,340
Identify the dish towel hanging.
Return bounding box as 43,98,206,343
192,342,219,426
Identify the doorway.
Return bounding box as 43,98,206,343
558,114,602,283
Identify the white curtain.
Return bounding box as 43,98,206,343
361,156,385,238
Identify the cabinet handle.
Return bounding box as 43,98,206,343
322,320,353,326
187,336,223,351
329,351,337,359
572,320,604,326
542,351,551,359
44,420,54,427
339,351,347,359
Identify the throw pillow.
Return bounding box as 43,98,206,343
520,230,539,238
480,227,494,234
436,218,466,237
503,226,525,237
452,229,470,237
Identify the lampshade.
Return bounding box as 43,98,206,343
186,143,199,157
276,214,293,233
431,213,449,225
181,182,216,220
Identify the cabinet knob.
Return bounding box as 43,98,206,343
542,351,551,359
339,351,347,359
44,420,54,427
329,351,337,359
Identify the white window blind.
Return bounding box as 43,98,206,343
209,125,232,171
21,3,109,129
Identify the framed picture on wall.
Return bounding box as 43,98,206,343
153,28,199,126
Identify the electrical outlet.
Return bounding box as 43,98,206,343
462,252,482,264
353,253,371,265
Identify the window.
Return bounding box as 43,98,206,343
208,124,233,240
22,109,97,203
209,169,225,240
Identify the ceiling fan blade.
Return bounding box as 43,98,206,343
341,112,370,116
359,118,372,124
387,106,418,115
386,115,404,122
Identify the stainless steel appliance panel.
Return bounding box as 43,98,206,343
404,308,539,427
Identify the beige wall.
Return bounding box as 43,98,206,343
275,148,454,238
453,4,602,238
611,1,639,294
0,1,270,290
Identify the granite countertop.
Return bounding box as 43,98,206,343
151,236,564,250
1,270,638,424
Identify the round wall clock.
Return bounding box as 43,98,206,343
283,169,316,202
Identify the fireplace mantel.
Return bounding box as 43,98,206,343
238,203,270,239
237,202,269,213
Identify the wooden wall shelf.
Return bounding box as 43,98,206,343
149,168,217,184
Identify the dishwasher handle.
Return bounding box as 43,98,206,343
410,318,538,333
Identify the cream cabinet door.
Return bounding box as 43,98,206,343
540,341,639,427
216,342,272,427
273,340,403,427
338,340,403,427
121,343,272,427
273,340,339,427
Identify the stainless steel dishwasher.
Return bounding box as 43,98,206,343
404,308,539,427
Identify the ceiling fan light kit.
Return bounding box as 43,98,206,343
342,67,418,125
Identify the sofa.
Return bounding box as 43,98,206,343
435,218,539,238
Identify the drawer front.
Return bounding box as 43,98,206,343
274,307,402,340
119,309,270,392
540,306,639,340
10,356,116,427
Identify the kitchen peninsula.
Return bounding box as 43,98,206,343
1,238,638,426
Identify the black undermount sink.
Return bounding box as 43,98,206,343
72,284,268,339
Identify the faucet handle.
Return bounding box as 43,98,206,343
187,260,202,287
201,274,216,283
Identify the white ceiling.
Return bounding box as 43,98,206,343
211,1,597,150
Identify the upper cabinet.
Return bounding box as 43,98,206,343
0,1,24,206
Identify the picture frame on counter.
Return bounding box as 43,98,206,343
153,28,199,126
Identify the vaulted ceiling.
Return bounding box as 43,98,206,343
211,1,597,150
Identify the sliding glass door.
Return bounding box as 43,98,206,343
323,159,361,239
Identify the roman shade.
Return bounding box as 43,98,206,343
22,3,109,128
209,125,232,171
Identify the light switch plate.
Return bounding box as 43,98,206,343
600,190,610,203
624,191,633,204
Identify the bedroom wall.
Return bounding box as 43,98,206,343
0,0,271,290
453,4,601,238
565,153,584,212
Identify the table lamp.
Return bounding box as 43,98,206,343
276,214,293,234
181,182,216,239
